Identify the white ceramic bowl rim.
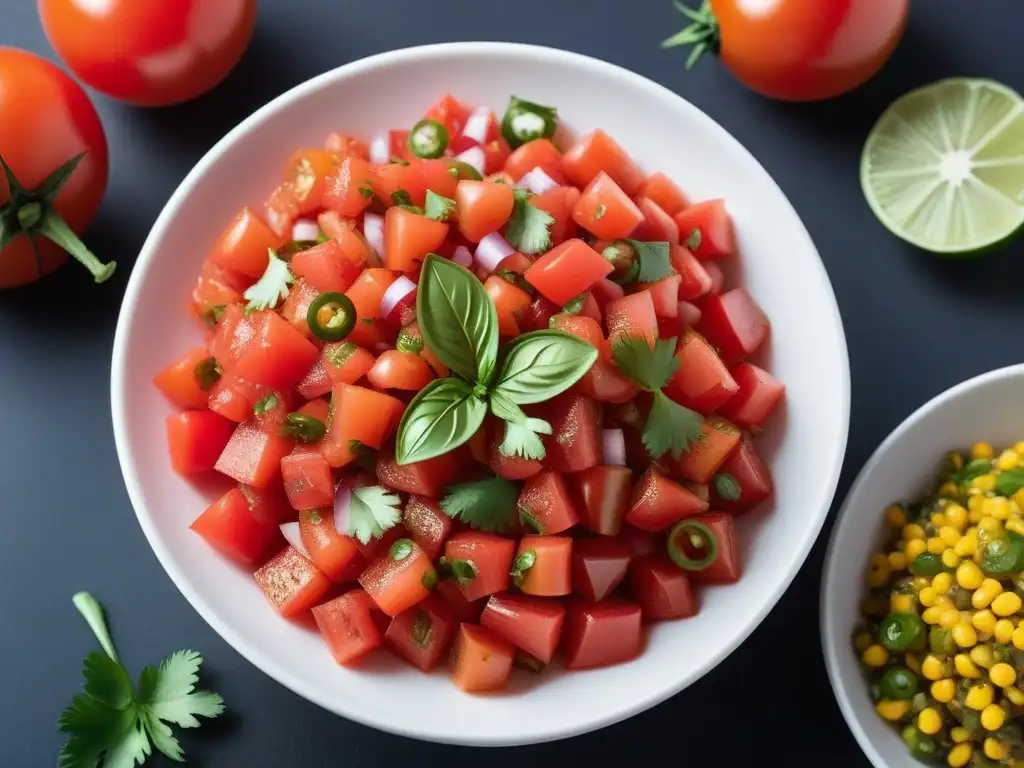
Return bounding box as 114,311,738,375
112,42,851,745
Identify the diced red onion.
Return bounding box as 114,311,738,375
279,522,310,559
381,275,416,318
452,245,474,268
369,133,390,164
334,481,353,537
462,107,494,144
518,166,560,195
680,301,702,327
454,146,485,176
291,219,321,243
602,428,626,467
363,212,385,258
475,232,515,273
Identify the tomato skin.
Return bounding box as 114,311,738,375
401,495,454,560
358,540,436,617
455,180,515,242
208,376,254,422
627,467,709,532
153,347,213,411
367,350,434,391
708,0,909,101
239,480,293,525
717,362,785,430
215,421,294,488
569,465,633,536
516,536,572,597
517,471,580,535
322,342,375,386
697,288,770,362
167,410,236,475
373,162,427,208
480,593,566,664
384,207,448,272
605,291,658,345
376,448,459,498
632,197,680,244
675,417,742,484
561,599,643,669
671,245,714,301
665,330,739,414
281,446,335,511
254,546,332,618
450,623,515,692
435,579,486,624
629,554,697,620
313,589,383,665
562,129,644,196
445,532,517,602
266,149,338,236
673,199,735,259
414,158,460,199
191,260,246,323
296,359,333,400
572,172,644,240
638,172,689,216
503,138,566,183
572,537,633,602
323,156,376,217
423,93,472,140
299,507,362,582
711,434,773,513
684,512,741,584
484,275,532,338
535,393,603,474
291,239,362,294
0,48,108,288
485,419,543,480
232,311,320,391
384,593,457,672
525,239,613,306
320,384,404,468
190,488,283,566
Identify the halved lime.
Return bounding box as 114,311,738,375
861,78,1024,255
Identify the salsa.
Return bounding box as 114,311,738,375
154,92,784,693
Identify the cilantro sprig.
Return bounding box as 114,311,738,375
505,188,554,255
424,190,456,222
440,475,520,533
244,249,294,312
58,593,224,768
345,484,403,544
611,335,703,459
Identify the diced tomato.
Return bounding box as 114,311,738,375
679,512,741,585
562,129,644,196
424,93,472,140
561,599,642,669
532,186,580,246
704,261,725,295
208,376,254,422
697,289,769,363
414,157,459,199
436,579,486,623
717,362,785,430
569,465,633,536
266,149,338,234
535,392,602,473
550,313,603,348
281,446,334,510
644,275,682,319
208,207,283,278
215,420,294,487
356,522,408,566
321,156,376,217
481,137,512,175
254,546,332,618
576,360,636,405
445,532,516,602
675,417,741,483
484,275,531,337
388,129,411,159
572,172,644,240
515,535,572,597
673,199,734,259
671,245,714,301
626,467,708,532
638,172,689,216
345,267,397,324
450,623,514,692
367,349,434,391
296,359,333,400
629,554,697,620
384,207,448,272
376,446,459,497
401,495,453,560
373,161,427,208
480,593,566,663
320,384,404,468
240,480,293,524
455,180,515,243
503,138,566,183
358,539,436,617
517,471,579,535
190,487,283,566
324,132,368,159
605,291,657,345
485,419,542,480
322,342,375,385
572,537,632,602
313,589,383,665
711,435,773,513
232,311,320,391
620,524,659,557
384,593,457,672
589,277,624,311
665,331,739,414
290,240,362,294
298,507,362,581
153,347,215,410
519,294,561,332
167,411,236,475
191,259,247,323
524,239,613,306
278,278,319,340
209,304,246,370
251,388,291,436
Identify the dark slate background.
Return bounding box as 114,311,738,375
3,1,1023,765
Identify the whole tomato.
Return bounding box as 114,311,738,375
665,0,910,101
0,48,113,289
38,0,256,107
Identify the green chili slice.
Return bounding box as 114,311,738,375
908,552,944,578
667,520,719,571
501,95,558,148
193,357,221,392
982,532,1024,576
390,538,414,561
307,292,357,342
408,119,449,159
880,666,919,700
447,160,482,181
510,550,537,586
281,413,327,443
878,612,926,652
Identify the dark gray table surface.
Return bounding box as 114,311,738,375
3,1,1023,765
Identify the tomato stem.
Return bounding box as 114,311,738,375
17,203,41,230
37,209,116,283
661,0,721,69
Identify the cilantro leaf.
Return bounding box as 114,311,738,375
424,190,456,222
684,228,702,250
505,188,554,254
625,240,673,283
441,476,520,533
643,390,703,460
243,249,294,312
58,593,223,768
391,189,412,206
611,334,680,391
346,485,402,544
490,391,551,460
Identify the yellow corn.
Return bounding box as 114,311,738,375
955,533,978,557
973,579,1004,609
941,549,961,568
973,610,998,636
903,523,926,541
984,496,1013,520
922,606,943,625
957,561,983,590
912,576,931,591
906,653,921,674
940,610,962,629
956,654,982,678
932,511,948,527
920,587,939,607
966,683,995,710
995,618,1015,644
998,449,1020,470
973,474,998,493
984,738,1009,761
947,743,973,768
862,645,889,667
1013,441,1024,455
970,644,995,668
931,678,956,703
982,704,1007,731
946,503,968,529
951,727,972,744
992,591,1023,617
886,504,908,527
1014,488,1024,509
922,655,945,681
888,551,908,570
1006,686,1024,706
934,572,955,593
1008,517,1024,536
905,539,928,560
991,662,1017,687
891,594,915,614
866,566,890,588
938,525,962,546
875,699,909,721
935,595,956,610
979,516,1003,533
1013,624,1024,650
972,443,995,460
917,707,943,735
927,536,948,554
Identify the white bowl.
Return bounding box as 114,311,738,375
112,42,850,746
822,364,1024,768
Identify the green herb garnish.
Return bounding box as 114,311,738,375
713,472,741,501
424,190,456,222
510,550,537,586
505,188,554,255
253,393,279,415
501,95,558,148
243,249,294,312
440,476,520,533
193,357,221,392
345,485,402,544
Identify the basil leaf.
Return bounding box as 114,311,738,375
493,329,598,405
416,254,499,384
395,378,486,464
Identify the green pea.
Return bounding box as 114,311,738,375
879,612,926,652
880,666,919,700
909,553,944,578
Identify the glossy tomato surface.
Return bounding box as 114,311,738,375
39,0,256,106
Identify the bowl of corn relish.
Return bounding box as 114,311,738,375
823,366,1024,768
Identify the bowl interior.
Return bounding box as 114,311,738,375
112,43,849,745
822,365,1024,768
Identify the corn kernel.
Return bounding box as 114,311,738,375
941,610,963,630
984,496,1013,520
973,610,998,635
863,645,889,667
888,551,908,570
934,572,955,593
973,579,1004,609
955,534,978,557
979,516,1003,533
920,587,939,607
954,622,979,647
854,632,873,651
970,644,995,668
946,503,968,529
906,653,921,674
951,727,972,744
906,539,928,560
1008,518,1024,536
918,707,943,734
947,743,973,767
956,654,982,678
973,474,998,492
990,662,1017,687
942,549,961,568
922,655,945,680
984,737,1008,760
875,699,909,721
866,567,890,588
1006,686,1024,706
939,526,962,546
903,523,926,541
941,481,961,497
966,683,995,710
957,561,984,590
932,512,948,528
922,606,943,625
892,594,916,614
1014,489,1024,509
972,443,994,460
886,504,908,527
912,576,931,591
931,678,956,703
998,449,1020,470
935,595,956,610
993,592,1023,617
1013,625,1024,650
982,704,1007,731
995,619,1015,644
927,536,949,554
970,495,986,512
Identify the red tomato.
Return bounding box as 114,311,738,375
671,244,714,301
454,180,515,243
516,535,572,597
322,342,376,386
322,156,376,217
626,467,708,532
484,275,532,337
296,359,333,400
153,347,215,411
384,207,448,272
291,240,363,294
503,138,566,183
366,350,434,391
209,208,282,278
665,0,908,101
572,537,633,602
376,448,459,498
312,590,383,665
215,420,294,488
423,93,472,140
704,260,725,296
480,593,566,664
572,172,644,240
266,149,338,236
675,417,741,484
401,495,454,560
358,539,436,617
39,0,255,106
697,288,770,362
717,362,785,430
629,554,697,620
712,435,773,513
445,532,516,602
620,524,659,557
517,471,579,535
252,388,292,436
190,487,282,566
569,465,633,536
678,512,741,584
673,199,735,259
484,419,543,480
525,239,613,307
320,383,403,468
519,294,561,333
299,507,362,582
0,48,110,288
166,411,236,475
239,480,293,525
208,376,254,422
278,278,320,340
665,330,739,414
535,393,602,473
414,158,460,199
232,311,320,391
435,579,486,624
254,546,332,618
632,197,680,244
532,186,580,246
450,623,514,692
638,172,689,215
562,129,644,196
373,162,427,208
384,594,457,672
561,599,643,669
644,275,683,319
345,268,398,323
191,261,247,323
281,446,335,511
605,291,658,345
